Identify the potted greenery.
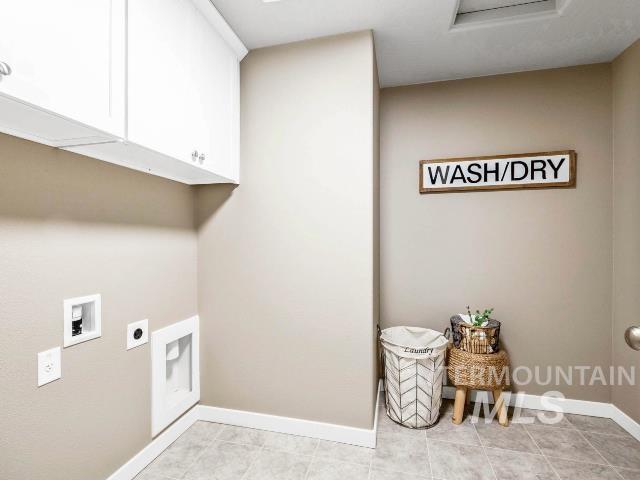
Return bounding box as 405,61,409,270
449,306,501,354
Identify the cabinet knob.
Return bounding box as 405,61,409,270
191,150,198,162
199,153,205,164
0,61,11,76
626,326,640,351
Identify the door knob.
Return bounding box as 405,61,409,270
0,61,12,76
625,326,640,351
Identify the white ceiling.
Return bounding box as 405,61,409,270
210,0,640,87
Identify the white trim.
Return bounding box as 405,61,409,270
106,406,199,480
107,380,381,479
372,380,382,442
609,404,640,442
191,0,249,60
442,386,606,415
441,386,640,441
197,381,382,449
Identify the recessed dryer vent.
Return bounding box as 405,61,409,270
453,0,561,28
151,316,200,436
165,337,192,404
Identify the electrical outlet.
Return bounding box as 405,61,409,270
37,347,61,386
127,319,149,350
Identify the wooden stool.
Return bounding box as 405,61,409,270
447,347,510,427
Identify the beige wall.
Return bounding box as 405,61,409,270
612,40,640,421
0,133,198,480
380,64,613,401
196,31,379,429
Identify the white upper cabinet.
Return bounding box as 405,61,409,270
0,0,246,184
195,11,241,182
0,0,125,145
128,0,198,167
126,0,243,183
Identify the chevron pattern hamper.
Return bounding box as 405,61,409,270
380,327,448,429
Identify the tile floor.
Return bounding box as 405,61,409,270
137,396,640,480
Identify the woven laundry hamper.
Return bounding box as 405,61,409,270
380,327,448,429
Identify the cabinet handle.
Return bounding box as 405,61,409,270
0,61,11,76
199,153,205,164
191,150,198,162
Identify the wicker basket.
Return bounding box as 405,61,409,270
450,315,501,354
447,347,510,389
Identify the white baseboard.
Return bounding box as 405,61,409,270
610,404,640,441
107,381,382,480
198,380,381,449
440,385,640,441
442,386,609,415
110,381,638,480
106,405,199,480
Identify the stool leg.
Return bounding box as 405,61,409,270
493,388,508,426
452,387,466,425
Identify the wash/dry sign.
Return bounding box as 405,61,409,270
419,150,576,194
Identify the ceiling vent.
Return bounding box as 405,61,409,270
453,0,559,27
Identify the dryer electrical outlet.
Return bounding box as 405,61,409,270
127,319,149,350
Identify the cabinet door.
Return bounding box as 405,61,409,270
191,8,240,182
128,0,200,165
128,0,240,179
0,0,125,138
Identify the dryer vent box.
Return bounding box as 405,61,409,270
151,316,200,436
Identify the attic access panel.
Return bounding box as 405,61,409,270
454,0,558,27
458,0,550,14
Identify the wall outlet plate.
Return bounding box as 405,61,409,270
37,347,61,386
127,319,149,350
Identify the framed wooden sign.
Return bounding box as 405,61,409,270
419,150,576,194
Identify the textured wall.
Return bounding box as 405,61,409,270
196,31,379,429
380,64,613,402
612,40,640,422
0,133,198,480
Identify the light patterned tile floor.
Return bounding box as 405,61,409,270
137,396,640,480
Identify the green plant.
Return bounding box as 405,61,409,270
466,306,494,327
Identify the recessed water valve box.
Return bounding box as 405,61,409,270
63,294,101,347
127,319,149,350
